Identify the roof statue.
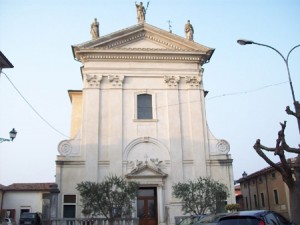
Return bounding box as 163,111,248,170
90,18,99,40
135,1,149,23
184,20,194,41
167,20,172,33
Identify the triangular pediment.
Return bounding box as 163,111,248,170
72,23,214,62
125,162,168,179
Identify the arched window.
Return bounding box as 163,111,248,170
137,94,152,119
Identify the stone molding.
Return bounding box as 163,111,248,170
81,54,202,62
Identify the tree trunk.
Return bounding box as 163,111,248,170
289,181,300,225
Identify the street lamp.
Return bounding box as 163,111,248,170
237,39,300,134
0,128,17,143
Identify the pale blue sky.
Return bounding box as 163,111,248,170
0,0,299,185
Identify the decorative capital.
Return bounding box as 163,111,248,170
108,75,124,87
164,75,180,88
85,74,102,88
185,75,201,88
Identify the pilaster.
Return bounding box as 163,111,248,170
185,71,207,177
82,74,102,181
108,75,124,175
165,77,183,183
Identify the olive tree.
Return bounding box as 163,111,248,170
76,175,139,220
172,177,228,215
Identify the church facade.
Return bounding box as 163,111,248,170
55,22,235,225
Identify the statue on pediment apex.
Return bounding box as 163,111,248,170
135,1,149,23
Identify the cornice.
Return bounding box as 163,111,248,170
78,52,207,63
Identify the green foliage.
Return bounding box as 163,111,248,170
76,174,139,219
172,177,228,215
225,204,240,211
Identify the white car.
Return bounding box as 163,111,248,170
3,218,17,225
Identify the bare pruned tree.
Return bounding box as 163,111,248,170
253,117,300,225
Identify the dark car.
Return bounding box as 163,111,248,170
19,213,41,225
197,210,296,225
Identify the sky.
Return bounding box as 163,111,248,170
0,0,299,186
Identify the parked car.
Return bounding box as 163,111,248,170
19,213,41,225
218,210,296,225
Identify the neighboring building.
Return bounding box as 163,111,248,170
0,183,54,223
55,20,235,225
237,158,297,220
234,185,244,211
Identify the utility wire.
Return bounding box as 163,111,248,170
1,71,69,138
1,70,288,137
206,81,288,100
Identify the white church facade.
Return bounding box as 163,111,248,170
55,20,235,225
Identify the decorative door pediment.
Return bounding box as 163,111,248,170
126,159,168,179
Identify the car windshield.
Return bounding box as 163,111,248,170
21,214,35,219
219,217,260,225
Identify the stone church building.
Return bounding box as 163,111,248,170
55,15,235,225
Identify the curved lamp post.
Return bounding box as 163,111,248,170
0,128,17,143
237,39,300,134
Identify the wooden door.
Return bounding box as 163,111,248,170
137,188,157,225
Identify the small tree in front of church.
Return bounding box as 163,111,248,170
172,177,228,215
76,175,139,221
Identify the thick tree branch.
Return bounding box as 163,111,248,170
286,102,300,119
253,139,284,173
282,142,300,154
286,106,297,117
253,121,296,188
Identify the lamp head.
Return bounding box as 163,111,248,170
237,39,254,45
9,128,17,141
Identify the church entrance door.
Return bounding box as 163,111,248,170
137,187,157,225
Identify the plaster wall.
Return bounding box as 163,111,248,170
2,192,42,223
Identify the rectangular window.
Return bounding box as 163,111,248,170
254,194,258,208
273,189,279,205
271,172,276,179
63,195,76,218
20,209,30,215
261,193,265,207
137,94,153,119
